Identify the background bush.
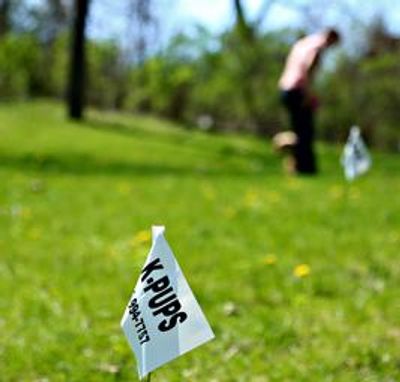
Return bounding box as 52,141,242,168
0,20,399,149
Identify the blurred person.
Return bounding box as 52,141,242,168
278,28,341,174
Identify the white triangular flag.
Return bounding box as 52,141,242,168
341,126,371,181
121,226,214,379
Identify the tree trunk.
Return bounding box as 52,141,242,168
0,0,10,37
67,0,90,120
233,0,254,42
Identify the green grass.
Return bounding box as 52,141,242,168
0,101,399,381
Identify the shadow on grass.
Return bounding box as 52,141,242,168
0,152,279,178
0,115,281,178
84,117,194,147
85,118,152,138
85,117,280,168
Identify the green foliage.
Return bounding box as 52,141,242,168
1,101,400,381
319,21,400,150
0,34,41,98
87,39,128,109
125,50,195,119
46,33,69,98
124,31,206,119
0,33,131,108
358,53,400,149
319,50,400,150
0,20,399,148
125,28,290,135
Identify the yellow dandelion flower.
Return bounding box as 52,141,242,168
243,190,259,208
131,230,151,246
349,188,361,200
329,185,344,200
117,182,132,195
107,246,118,257
389,232,399,243
21,207,32,219
201,183,216,200
287,179,301,190
28,227,42,241
223,207,237,219
262,254,277,265
294,264,311,278
266,191,281,203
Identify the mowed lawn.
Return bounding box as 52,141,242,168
0,101,399,382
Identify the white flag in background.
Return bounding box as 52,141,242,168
121,226,215,379
341,126,371,181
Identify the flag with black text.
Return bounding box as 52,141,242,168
121,226,214,379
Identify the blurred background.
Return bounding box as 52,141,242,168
2,2,400,380
1,0,400,146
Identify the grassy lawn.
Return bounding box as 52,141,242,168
0,101,399,381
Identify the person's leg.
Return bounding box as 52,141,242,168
279,92,298,174
294,104,317,174
282,89,317,174
281,90,315,174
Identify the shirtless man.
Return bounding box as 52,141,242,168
278,29,340,174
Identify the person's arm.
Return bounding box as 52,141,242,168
309,50,321,78
303,48,323,108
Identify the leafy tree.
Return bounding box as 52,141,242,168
319,19,400,149
0,34,41,98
